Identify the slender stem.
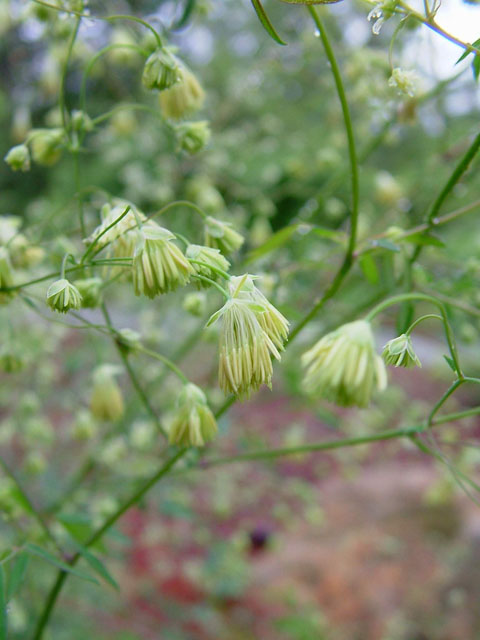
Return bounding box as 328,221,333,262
405,313,442,335
72,151,86,238
59,16,81,136
136,345,189,385
100,304,167,439
91,103,164,126
32,448,185,640
290,7,359,342
188,260,231,281
81,206,131,262
191,275,230,299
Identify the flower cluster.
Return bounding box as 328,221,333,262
168,384,217,447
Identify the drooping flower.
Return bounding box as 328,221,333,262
228,274,289,352
4,144,30,172
46,279,83,314
159,67,205,120
382,333,421,368
85,200,145,253
186,244,230,288
132,224,194,298
142,47,182,91
204,216,244,254
302,320,387,408
168,383,218,447
174,121,211,154
208,294,281,398
90,365,124,422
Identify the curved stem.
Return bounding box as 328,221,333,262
290,7,359,342
136,345,189,384
82,206,131,262
406,313,442,335
191,275,229,299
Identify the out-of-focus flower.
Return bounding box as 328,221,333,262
133,224,193,297
388,67,418,97
74,277,103,308
30,128,65,166
204,216,244,254
159,67,205,120
46,279,83,313
0,247,15,303
302,320,387,407
174,121,211,154
4,145,30,172
382,333,421,368
183,291,207,317
168,383,217,447
90,365,124,422
186,244,230,287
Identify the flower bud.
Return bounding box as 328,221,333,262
73,277,103,308
115,328,142,354
142,47,182,91
90,365,124,422
9,235,45,269
30,128,65,166
71,410,97,440
204,216,244,254
388,67,418,97
174,121,211,154
4,144,30,172
71,110,93,133
302,320,387,408
159,67,205,120
168,383,217,447
0,344,25,373
183,292,207,317
382,334,421,368
0,247,15,304
186,244,230,288
46,279,83,313
133,224,194,298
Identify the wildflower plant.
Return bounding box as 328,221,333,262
0,0,480,637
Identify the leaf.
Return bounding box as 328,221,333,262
6,553,28,602
359,254,379,285
25,544,99,584
58,512,94,544
173,0,196,30
443,355,456,372
372,238,401,252
456,38,480,63
73,544,119,591
455,38,480,83
0,567,6,640
404,232,445,248
250,0,287,45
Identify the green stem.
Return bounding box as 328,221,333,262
81,206,131,262
191,275,230,299
188,260,231,281
290,7,359,343
31,448,185,640
91,103,164,126
405,313,442,335
59,16,81,136
136,345,190,385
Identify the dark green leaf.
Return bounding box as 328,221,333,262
6,553,29,602
455,38,480,63
404,232,445,248
250,0,287,45
25,544,99,584
173,0,196,30
73,544,119,591
58,512,94,544
359,254,379,285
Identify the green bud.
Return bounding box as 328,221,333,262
73,277,103,308
71,410,98,440
159,67,205,120
30,128,65,166
183,292,207,317
382,334,421,368
168,383,218,447
90,365,124,422
4,144,30,172
186,243,230,288
0,247,15,304
142,48,182,91
204,216,244,254
174,121,211,154
116,328,142,354
0,344,25,373
71,110,93,133
46,279,83,314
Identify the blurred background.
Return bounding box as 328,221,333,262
1,0,480,638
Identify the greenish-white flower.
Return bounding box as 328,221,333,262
46,279,83,314
204,216,244,254
159,67,205,120
228,274,289,352
208,296,281,398
4,144,30,172
302,320,387,408
90,365,124,422
382,333,421,368
133,224,194,297
142,47,182,91
168,383,217,447
174,121,211,154
30,128,65,166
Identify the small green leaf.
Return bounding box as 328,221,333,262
404,232,445,248
58,512,94,544
73,544,119,591
25,544,99,584
251,0,287,45
6,553,29,602
443,355,456,372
